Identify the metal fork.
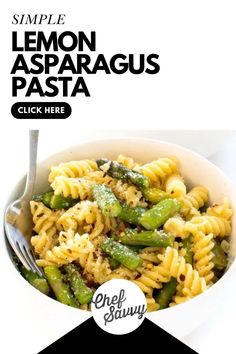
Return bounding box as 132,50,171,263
4,130,43,276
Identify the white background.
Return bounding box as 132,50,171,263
1,0,236,353
1,0,236,129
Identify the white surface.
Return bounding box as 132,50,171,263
1,131,236,353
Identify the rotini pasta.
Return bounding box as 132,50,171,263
164,216,189,239
206,197,233,220
146,296,160,312
51,176,93,199
185,215,231,237
133,265,163,295
48,159,98,182
165,174,186,198
36,233,94,267
76,249,112,284
30,201,62,238
57,200,115,239
193,231,214,284
116,154,139,169
31,231,55,258
24,154,231,312
136,157,178,185
179,186,208,217
157,247,206,297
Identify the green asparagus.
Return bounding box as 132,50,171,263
33,191,77,209
118,229,174,247
20,265,49,295
44,266,77,307
140,198,181,230
142,188,170,204
101,238,143,270
65,264,94,305
108,257,120,270
118,204,146,225
92,184,122,217
96,159,149,189
155,277,178,309
182,236,193,265
212,242,227,268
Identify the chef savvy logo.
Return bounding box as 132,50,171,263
91,279,146,335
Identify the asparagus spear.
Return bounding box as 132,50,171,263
182,236,193,265
33,191,77,209
44,266,77,307
140,198,181,230
92,184,122,217
96,159,149,189
64,264,94,305
155,278,178,309
108,257,120,270
212,242,227,268
142,188,170,204
101,238,143,270
118,229,174,247
118,204,146,225
20,265,49,295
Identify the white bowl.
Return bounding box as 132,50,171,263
3,137,236,339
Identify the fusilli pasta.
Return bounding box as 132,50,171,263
36,233,94,267
135,157,178,185
165,174,186,198
48,159,97,182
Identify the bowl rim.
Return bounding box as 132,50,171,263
3,136,236,316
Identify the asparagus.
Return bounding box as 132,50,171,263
212,242,227,268
96,159,149,189
20,265,49,295
33,191,77,209
118,204,146,225
65,264,94,305
140,198,181,230
44,266,77,307
142,188,170,204
108,257,120,270
182,236,193,265
155,278,178,309
92,184,122,217
101,238,143,270
118,229,174,247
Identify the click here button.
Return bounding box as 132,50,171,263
11,102,71,119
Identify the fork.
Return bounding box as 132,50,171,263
4,130,43,276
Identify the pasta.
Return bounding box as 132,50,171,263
133,265,163,295
206,198,233,220
185,215,231,237
51,176,93,199
30,201,62,238
31,231,55,258
57,200,116,239
135,157,178,185
116,154,139,169
179,186,208,217
76,248,112,284
36,233,94,267
165,174,186,198
164,216,189,239
48,159,98,182
25,154,231,312
157,247,206,297
192,231,214,284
